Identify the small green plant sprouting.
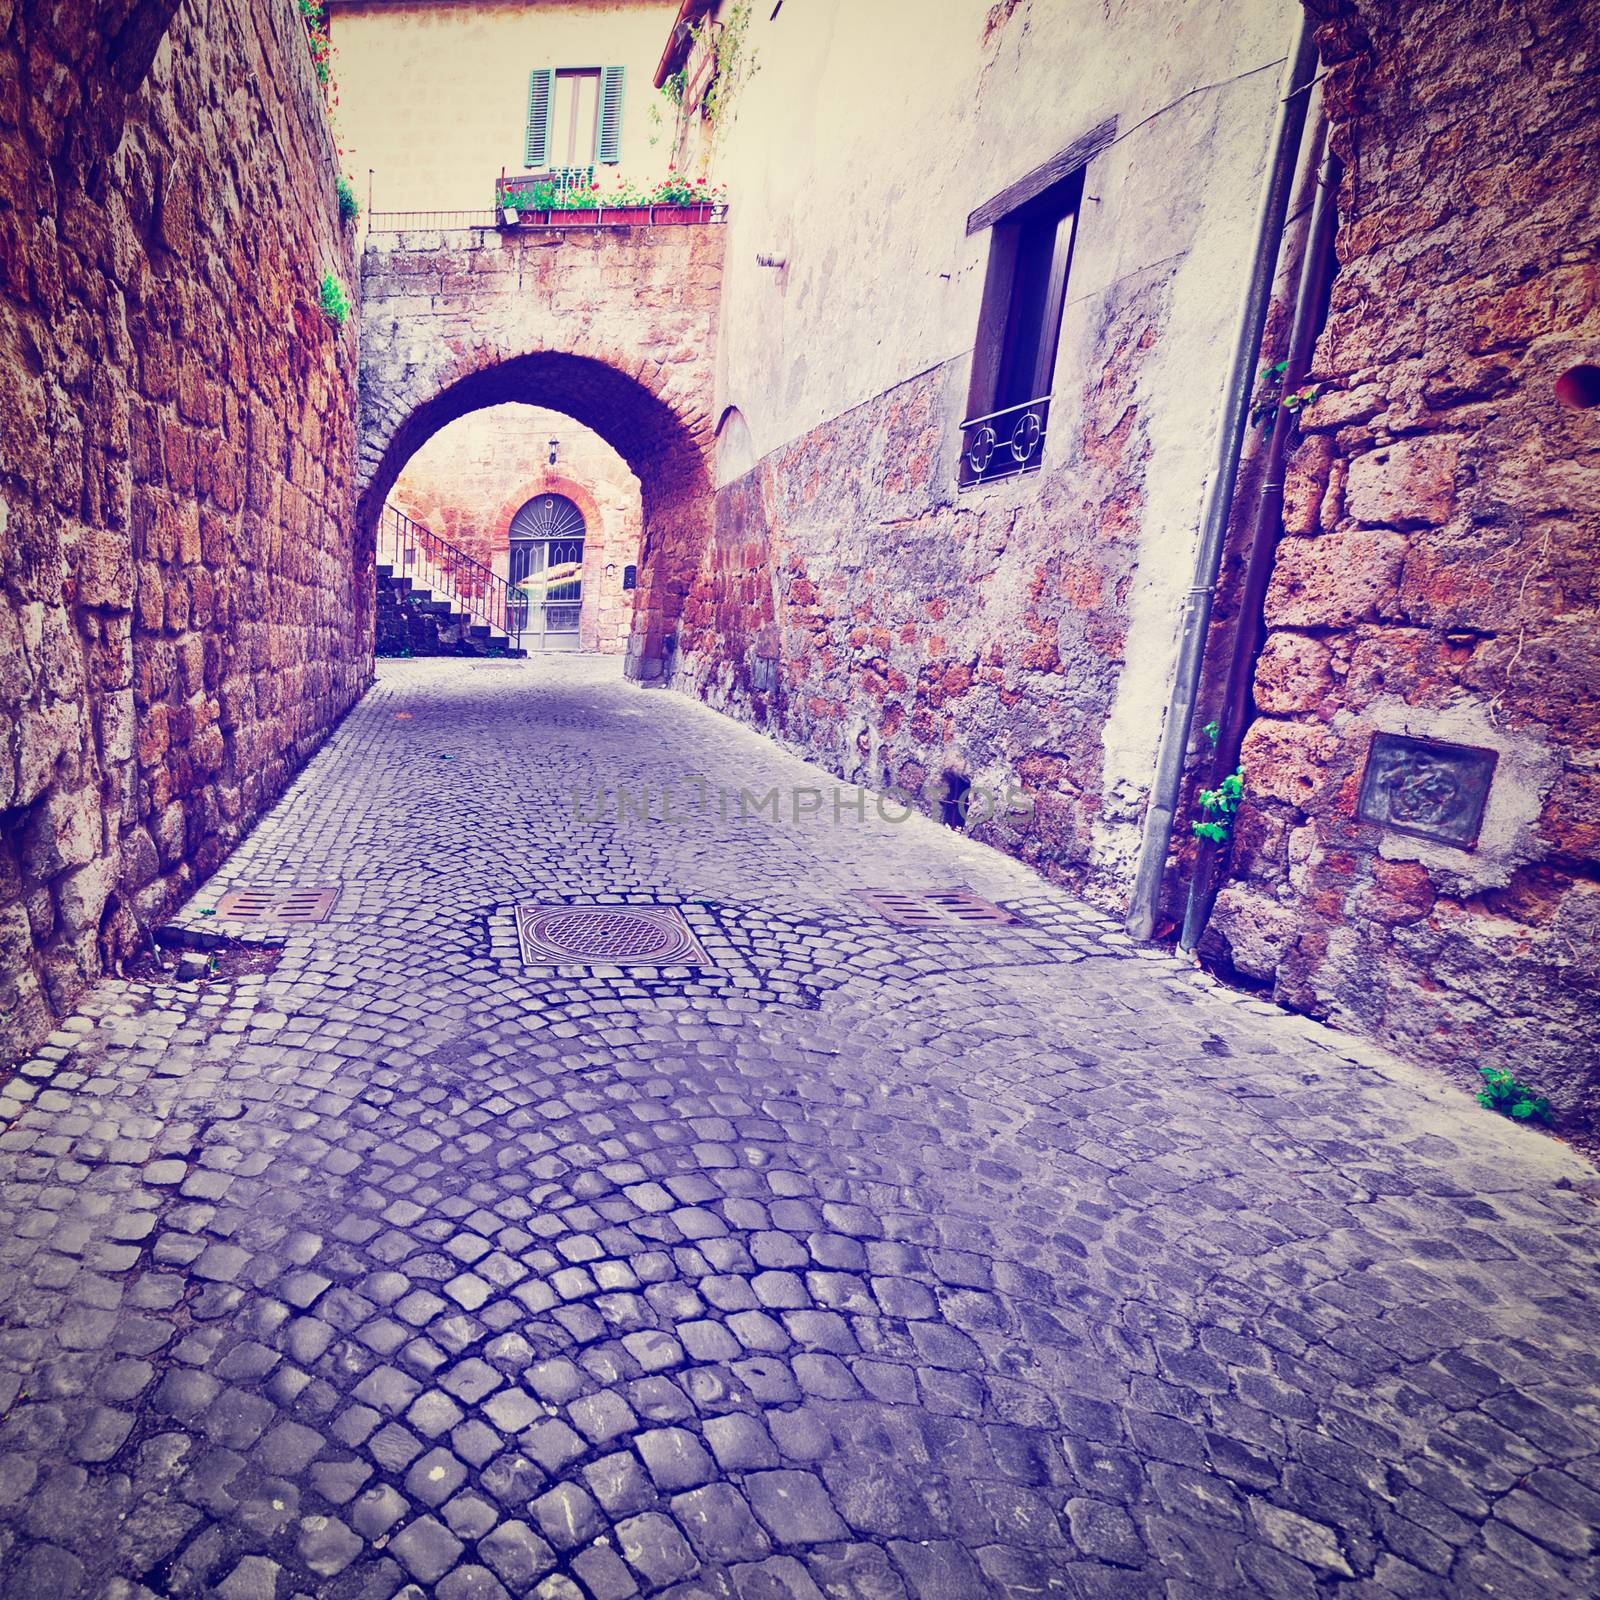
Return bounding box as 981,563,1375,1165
318,271,351,327
1202,720,1220,745
1249,358,1319,435
335,175,360,224
1476,1067,1552,1124
1191,766,1245,844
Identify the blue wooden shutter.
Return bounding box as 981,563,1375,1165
525,68,554,168
597,65,626,164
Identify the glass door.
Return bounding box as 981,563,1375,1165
509,494,587,651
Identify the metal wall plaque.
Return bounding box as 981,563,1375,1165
1356,733,1497,849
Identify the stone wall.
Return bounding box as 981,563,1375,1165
1206,0,1600,1139
0,0,364,1056
388,404,643,655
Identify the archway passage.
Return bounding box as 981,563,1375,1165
384,405,643,657
357,224,725,679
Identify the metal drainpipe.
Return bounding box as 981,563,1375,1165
1124,16,1321,941
1180,140,1342,953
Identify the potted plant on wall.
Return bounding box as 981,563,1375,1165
650,171,723,223
602,177,654,226
549,181,603,225
499,180,549,225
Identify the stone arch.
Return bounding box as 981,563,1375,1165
359,350,714,682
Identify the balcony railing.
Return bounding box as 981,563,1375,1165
367,210,497,232
376,505,523,648
958,394,1053,487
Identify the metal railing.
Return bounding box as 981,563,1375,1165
958,393,1053,486
494,166,597,211
366,210,498,232
376,505,523,649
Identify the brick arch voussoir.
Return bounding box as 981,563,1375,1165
494,475,608,550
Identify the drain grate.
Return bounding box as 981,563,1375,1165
853,888,1027,928
212,887,340,923
515,904,712,967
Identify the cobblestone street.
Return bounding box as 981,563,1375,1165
1,659,1597,1600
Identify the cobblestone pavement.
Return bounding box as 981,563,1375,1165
3,659,1598,1600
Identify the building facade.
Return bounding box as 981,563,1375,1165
329,0,680,215
648,0,1600,1134
0,0,364,1056
330,0,678,656
682,0,1309,901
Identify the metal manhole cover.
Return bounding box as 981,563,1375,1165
515,905,712,966
212,887,340,923
853,889,1027,928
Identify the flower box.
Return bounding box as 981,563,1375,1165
548,207,597,225
603,206,653,225
652,203,714,225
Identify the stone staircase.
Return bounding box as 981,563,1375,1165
375,506,527,659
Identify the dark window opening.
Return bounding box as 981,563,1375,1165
960,167,1082,487
622,563,638,591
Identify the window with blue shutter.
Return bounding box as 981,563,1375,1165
597,65,625,164
525,67,554,169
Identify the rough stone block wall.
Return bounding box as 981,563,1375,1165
387,404,643,655
1207,0,1600,1142
0,0,364,1056
675,328,1156,904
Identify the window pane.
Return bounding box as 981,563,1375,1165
996,208,1074,411
553,70,600,166
572,73,599,163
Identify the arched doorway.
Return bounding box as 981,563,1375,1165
509,491,587,650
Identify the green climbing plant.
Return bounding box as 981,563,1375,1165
701,0,758,153
651,1,758,167
1191,767,1245,845
335,174,360,224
